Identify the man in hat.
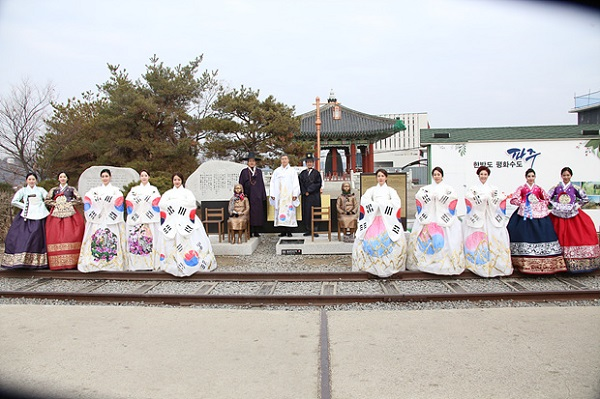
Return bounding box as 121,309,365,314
269,154,300,237
239,152,267,237
299,153,322,237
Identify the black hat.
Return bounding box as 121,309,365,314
303,153,316,162
242,152,261,161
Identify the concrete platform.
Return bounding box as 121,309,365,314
208,235,260,255
1,305,598,399
275,234,354,255
274,232,413,255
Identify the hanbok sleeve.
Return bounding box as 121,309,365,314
44,188,57,207
487,186,509,227
388,187,401,210
356,188,376,239
269,169,279,206
434,184,459,227
10,188,25,210
574,185,589,208
71,187,83,205
509,186,522,206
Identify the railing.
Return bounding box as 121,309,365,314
574,90,600,109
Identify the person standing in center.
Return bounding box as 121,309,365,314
78,168,128,272
408,166,465,275
352,169,407,277
239,152,267,237
299,153,322,237
269,154,300,237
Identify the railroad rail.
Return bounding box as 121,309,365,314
1,269,599,306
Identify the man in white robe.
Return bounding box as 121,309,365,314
269,154,300,237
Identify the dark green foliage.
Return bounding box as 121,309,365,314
200,86,311,167
38,55,221,181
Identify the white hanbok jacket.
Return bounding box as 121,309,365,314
158,186,216,277
78,183,128,272
352,183,407,277
408,181,465,275
269,164,300,227
463,181,512,277
125,182,162,271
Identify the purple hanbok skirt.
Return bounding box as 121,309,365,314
1,215,48,269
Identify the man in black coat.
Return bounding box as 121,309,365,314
299,153,322,237
239,152,267,237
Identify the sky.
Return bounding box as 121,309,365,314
0,0,599,128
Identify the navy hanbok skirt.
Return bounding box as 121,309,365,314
1,215,48,269
507,211,566,274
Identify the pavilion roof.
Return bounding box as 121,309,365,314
297,103,404,142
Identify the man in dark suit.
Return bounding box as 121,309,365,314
298,153,322,237
238,152,267,237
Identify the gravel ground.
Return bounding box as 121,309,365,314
215,235,352,272
1,235,599,310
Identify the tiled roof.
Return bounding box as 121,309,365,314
298,103,403,142
421,124,600,144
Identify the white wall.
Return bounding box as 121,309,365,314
430,139,600,230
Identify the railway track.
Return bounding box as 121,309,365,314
1,269,599,306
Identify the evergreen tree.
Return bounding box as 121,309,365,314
201,86,311,167
38,55,222,183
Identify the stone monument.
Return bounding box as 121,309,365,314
186,160,247,202
78,166,140,195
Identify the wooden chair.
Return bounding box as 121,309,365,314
310,206,331,242
202,208,225,242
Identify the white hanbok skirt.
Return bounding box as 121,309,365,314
78,222,128,272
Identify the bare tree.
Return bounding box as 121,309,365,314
0,78,55,180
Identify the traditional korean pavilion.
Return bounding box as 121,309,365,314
297,93,405,175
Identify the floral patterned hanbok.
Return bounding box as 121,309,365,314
548,182,600,273
78,183,128,272
125,182,162,271
507,183,566,274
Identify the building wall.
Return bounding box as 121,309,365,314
429,139,600,229
374,113,428,168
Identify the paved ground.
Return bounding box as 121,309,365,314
1,304,599,399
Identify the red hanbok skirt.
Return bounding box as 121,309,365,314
46,211,85,270
550,211,600,273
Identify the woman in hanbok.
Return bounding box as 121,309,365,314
462,166,512,277
78,168,128,272
336,182,358,239
408,166,465,275
158,173,216,277
1,173,49,269
547,167,600,273
227,183,250,244
45,172,85,270
125,169,162,270
506,168,566,274
352,169,406,277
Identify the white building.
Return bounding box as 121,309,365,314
420,124,600,229
374,112,429,168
